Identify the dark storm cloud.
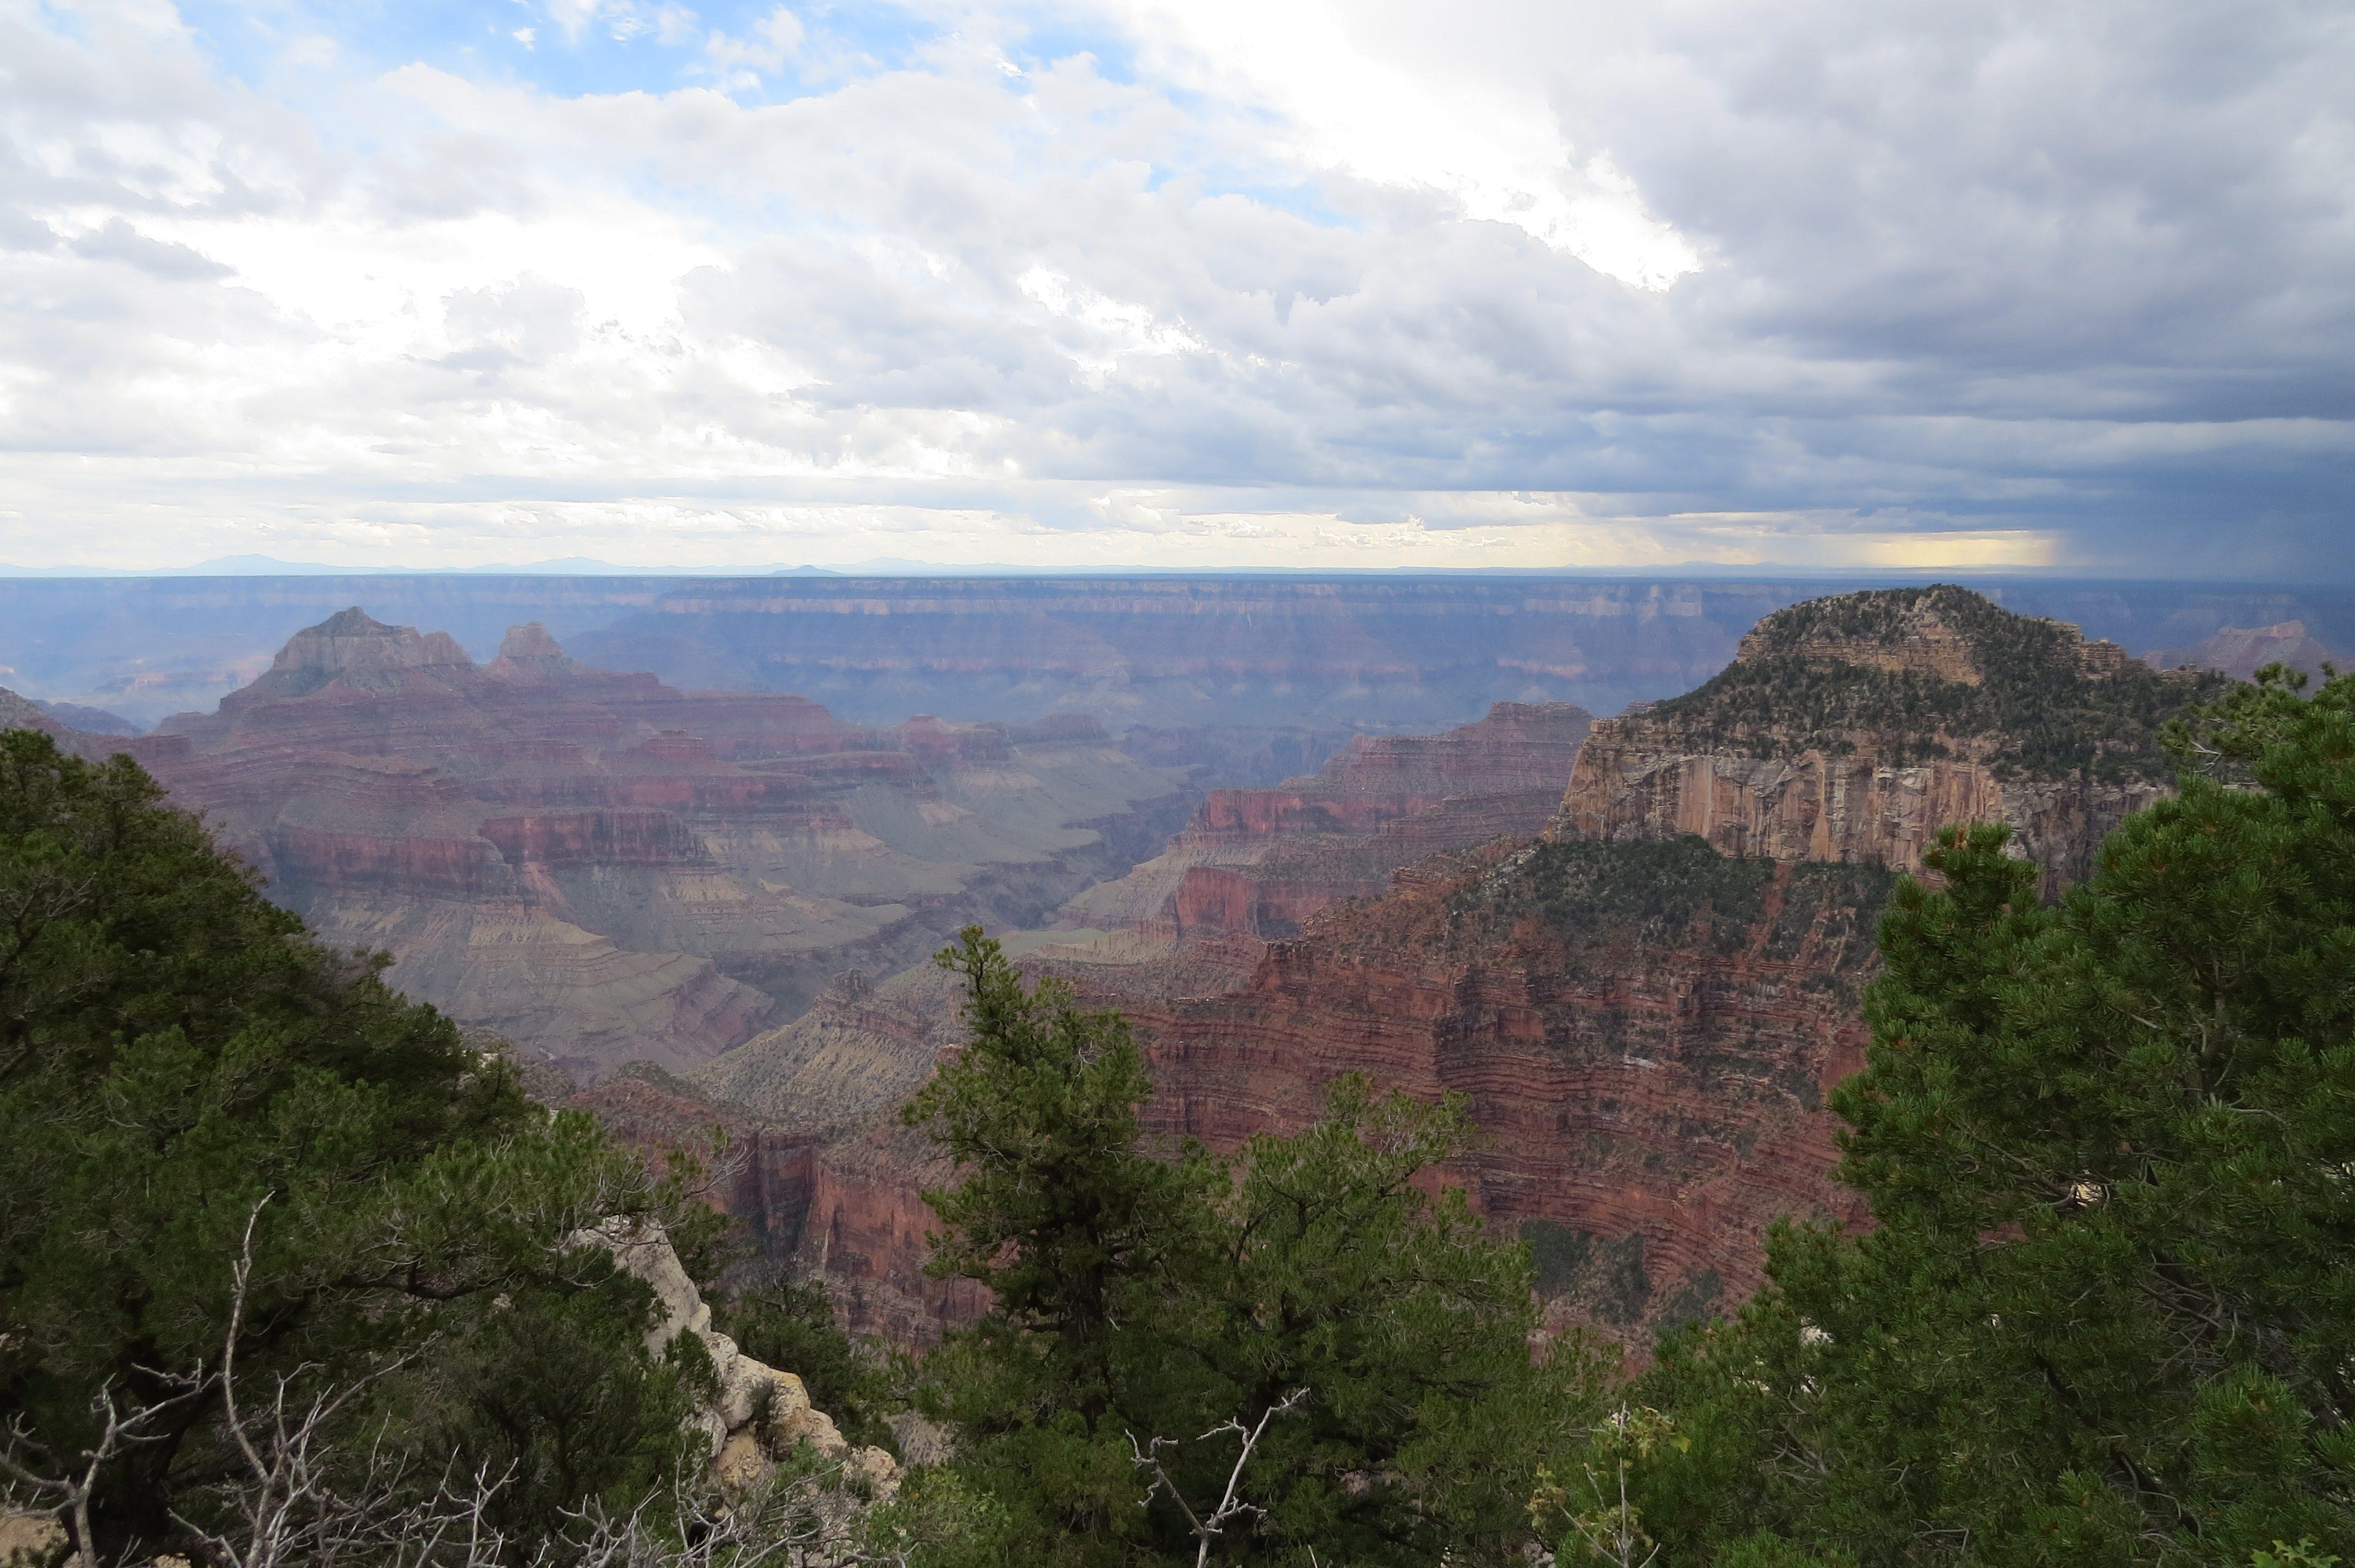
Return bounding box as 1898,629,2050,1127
0,0,2346,573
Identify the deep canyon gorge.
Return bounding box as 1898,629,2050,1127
0,578,2319,1354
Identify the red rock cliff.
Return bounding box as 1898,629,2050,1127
1546,586,2225,898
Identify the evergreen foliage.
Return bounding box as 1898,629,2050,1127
903,928,1601,1567
1648,584,2230,780
1619,664,2355,1566
0,731,696,1560
718,1275,900,1453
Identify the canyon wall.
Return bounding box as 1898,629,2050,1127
685,700,1601,1341
1550,737,2173,895
563,579,1803,730
127,610,1200,1080
679,838,1893,1354
1060,699,1592,946
1120,840,1893,1347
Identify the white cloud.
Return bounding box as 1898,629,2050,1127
0,0,2348,577
1106,0,1703,289
701,6,807,87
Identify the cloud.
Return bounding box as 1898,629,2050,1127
67,216,233,278
0,0,2347,577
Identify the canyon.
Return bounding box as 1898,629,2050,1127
646,587,2232,1352
0,582,2245,1356
6,572,2348,730
100,609,1207,1080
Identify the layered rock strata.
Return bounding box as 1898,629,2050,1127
1060,700,1591,947
131,611,1196,1078
606,588,2235,1354
1546,585,2229,898
1119,838,1893,1348
670,838,1895,1354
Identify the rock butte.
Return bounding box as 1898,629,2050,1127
112,609,1208,1080
1545,584,2228,900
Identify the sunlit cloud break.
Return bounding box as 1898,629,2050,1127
0,0,2348,577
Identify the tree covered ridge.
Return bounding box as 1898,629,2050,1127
0,729,740,1560
1646,584,2234,781
1445,837,1896,966
1613,663,2355,1567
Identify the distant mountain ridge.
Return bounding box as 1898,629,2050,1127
2144,619,2349,682
4,573,2350,730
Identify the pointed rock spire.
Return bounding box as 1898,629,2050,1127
488,622,588,681
241,608,476,699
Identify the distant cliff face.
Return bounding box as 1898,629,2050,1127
1547,585,2231,896
1060,700,1591,949
2144,620,2350,682
677,836,1893,1353
133,610,1198,1079
566,578,1833,730
8,573,2343,732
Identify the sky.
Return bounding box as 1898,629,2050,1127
1,0,2350,577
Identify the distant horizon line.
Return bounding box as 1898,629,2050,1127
0,554,2344,590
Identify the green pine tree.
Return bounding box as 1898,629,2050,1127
903,928,1599,1567
0,732,693,1559
1627,665,2355,1567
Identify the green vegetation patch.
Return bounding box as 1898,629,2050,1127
1454,839,1895,968
1459,837,1774,954
1649,584,2231,781
1765,861,1899,969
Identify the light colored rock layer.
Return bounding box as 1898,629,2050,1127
1546,729,2169,897
572,1217,899,1499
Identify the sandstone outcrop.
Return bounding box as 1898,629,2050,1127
130,610,1198,1079
573,1216,898,1496
1545,585,2229,898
